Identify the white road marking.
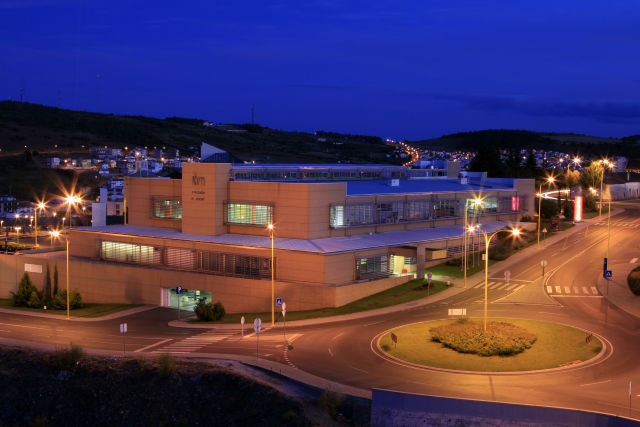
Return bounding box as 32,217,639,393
506,284,520,290
582,287,589,294
564,287,571,294
349,365,369,374
328,347,334,357
134,338,173,353
591,287,598,294
573,287,579,294
555,286,561,293
0,322,50,330
546,286,553,293
512,284,526,293
631,258,638,263
580,380,612,387
364,321,384,326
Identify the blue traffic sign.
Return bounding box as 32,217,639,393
603,257,608,272
604,270,613,278
176,285,183,294
275,297,283,306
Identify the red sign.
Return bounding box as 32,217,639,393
574,196,583,222
511,196,520,211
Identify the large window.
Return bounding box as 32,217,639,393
100,241,161,265
225,202,273,226
433,199,459,218
152,197,182,220
356,254,391,280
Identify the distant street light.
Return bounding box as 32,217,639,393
35,201,46,248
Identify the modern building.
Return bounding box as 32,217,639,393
0,163,534,313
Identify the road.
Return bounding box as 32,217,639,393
1,201,640,420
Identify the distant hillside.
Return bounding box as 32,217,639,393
412,129,640,157
0,101,397,164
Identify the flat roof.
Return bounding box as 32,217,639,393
75,222,509,255
346,178,516,196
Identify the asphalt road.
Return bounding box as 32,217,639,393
1,201,640,420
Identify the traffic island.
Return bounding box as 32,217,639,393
377,318,603,372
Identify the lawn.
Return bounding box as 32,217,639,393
428,260,498,278
191,278,449,324
379,318,602,372
0,299,143,318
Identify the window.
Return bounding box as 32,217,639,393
152,197,182,220
100,241,161,265
433,199,458,218
356,254,390,279
225,202,273,226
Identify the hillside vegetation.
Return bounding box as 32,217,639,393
0,101,396,164
412,129,640,157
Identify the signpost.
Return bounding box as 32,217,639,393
276,297,283,306
253,317,262,359
240,316,245,337
504,270,511,285
282,302,287,342
390,332,398,349
541,260,547,278
427,271,432,297
119,322,128,355
176,285,183,320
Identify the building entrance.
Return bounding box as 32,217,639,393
162,287,212,310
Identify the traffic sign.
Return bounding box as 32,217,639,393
604,270,613,278
504,270,511,284
176,285,183,295
541,260,547,267
276,297,283,306
119,323,128,333
253,317,262,334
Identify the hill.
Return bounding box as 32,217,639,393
0,101,397,164
411,129,640,157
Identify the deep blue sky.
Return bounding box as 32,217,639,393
2,1,640,140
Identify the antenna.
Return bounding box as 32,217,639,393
251,104,255,124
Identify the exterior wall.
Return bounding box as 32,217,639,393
515,178,536,217
181,163,231,236
126,177,182,230
227,181,346,239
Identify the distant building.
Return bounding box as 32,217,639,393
201,142,231,163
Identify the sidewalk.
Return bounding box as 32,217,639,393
172,209,624,330
597,263,640,319
0,304,157,322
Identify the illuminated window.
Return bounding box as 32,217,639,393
100,241,161,265
225,202,273,226
151,197,182,220
356,254,391,279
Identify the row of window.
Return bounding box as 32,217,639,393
330,196,524,228
99,240,273,279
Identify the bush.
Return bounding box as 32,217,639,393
520,215,534,222
430,319,537,356
53,289,83,310
194,301,225,321
628,266,640,296
12,272,40,307
49,344,84,369
158,354,176,378
317,390,343,419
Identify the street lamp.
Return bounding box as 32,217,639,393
598,160,614,217
463,197,482,288
537,176,555,248
35,202,46,248
469,225,521,331
50,230,70,319
267,223,275,327
64,194,82,230
15,226,21,244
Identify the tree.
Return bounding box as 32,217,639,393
564,170,581,188
468,145,503,176
580,162,603,190
524,150,538,177
53,264,59,296
43,264,53,306
12,272,40,307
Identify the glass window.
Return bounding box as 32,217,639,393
101,241,161,265
356,254,390,279
225,202,273,226
152,197,182,220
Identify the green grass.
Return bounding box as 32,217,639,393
190,278,449,324
0,299,143,318
379,318,602,372
428,260,498,278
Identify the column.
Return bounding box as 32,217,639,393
416,244,425,280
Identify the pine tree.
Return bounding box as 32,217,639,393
43,264,52,306
53,264,59,296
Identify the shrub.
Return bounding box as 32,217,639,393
194,301,225,321
520,215,534,222
158,354,176,378
49,344,84,369
12,272,40,307
53,289,83,310
430,320,537,356
628,266,640,296
27,290,41,308
317,390,343,419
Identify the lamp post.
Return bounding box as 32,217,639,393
15,226,21,244
65,194,82,231
607,196,612,261
598,160,613,217
537,176,555,248
267,223,275,327
35,202,45,248
469,225,521,331
463,198,482,288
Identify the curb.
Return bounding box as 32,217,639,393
597,263,640,320
0,305,157,322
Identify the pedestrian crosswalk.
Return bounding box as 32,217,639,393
471,281,526,292
546,285,599,296
153,330,236,354
593,221,640,228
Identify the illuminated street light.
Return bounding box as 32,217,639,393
598,160,614,217
50,230,70,319
463,197,483,289
267,223,275,327
469,225,521,331
15,226,21,244
34,201,46,248
537,176,555,248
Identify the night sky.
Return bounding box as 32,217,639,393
2,0,639,140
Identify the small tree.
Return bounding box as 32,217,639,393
53,289,83,310
53,264,59,296
12,272,40,307
43,264,53,307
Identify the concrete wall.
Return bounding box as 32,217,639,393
126,177,182,230
182,163,231,236
371,389,638,427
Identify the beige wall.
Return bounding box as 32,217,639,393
126,177,182,230
182,163,231,236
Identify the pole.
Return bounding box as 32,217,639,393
607,198,611,261
463,204,468,288
599,165,604,217
271,230,274,327
483,232,489,332
122,330,126,356
178,292,181,320
256,333,259,360
66,239,70,320
34,209,38,248
537,183,542,248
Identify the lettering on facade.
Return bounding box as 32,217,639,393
191,175,206,201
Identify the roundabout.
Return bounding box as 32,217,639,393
374,318,608,373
